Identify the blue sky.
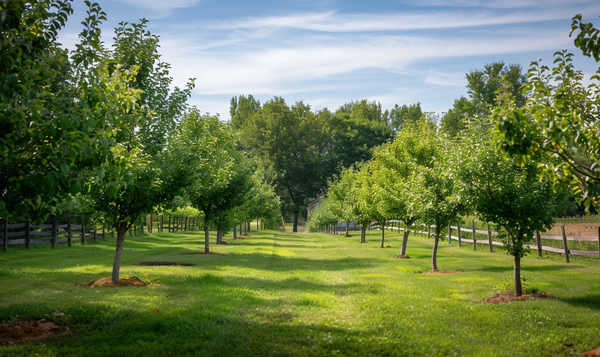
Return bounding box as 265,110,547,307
59,0,600,120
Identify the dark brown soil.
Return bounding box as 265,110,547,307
218,242,229,245
395,255,410,259
584,346,600,356
0,319,66,345
183,252,226,256
424,270,462,274
481,291,554,304
136,262,194,266
84,277,162,287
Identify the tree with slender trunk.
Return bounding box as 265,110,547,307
458,122,568,296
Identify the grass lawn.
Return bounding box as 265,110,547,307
0,228,599,356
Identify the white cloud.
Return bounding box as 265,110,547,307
118,0,201,11
408,0,593,9
205,6,599,33
162,28,572,97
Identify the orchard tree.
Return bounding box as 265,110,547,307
83,18,194,282
306,197,338,233
408,117,463,271
355,162,392,248
327,168,358,237
494,15,600,205
173,109,253,253
371,119,438,257
458,123,568,296
0,1,125,220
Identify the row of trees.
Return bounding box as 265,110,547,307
308,14,600,297
1,1,280,282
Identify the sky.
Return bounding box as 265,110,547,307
58,0,600,120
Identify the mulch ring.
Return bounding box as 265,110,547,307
423,270,462,274
0,319,67,345
481,291,553,304
182,252,226,256
394,255,410,259
584,346,600,356
84,276,162,287
136,262,194,266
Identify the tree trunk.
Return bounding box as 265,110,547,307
204,226,210,253
514,251,522,297
346,221,350,237
233,226,237,238
361,226,366,243
111,224,128,282
217,229,222,245
380,222,385,248
293,209,299,233
400,230,410,256
431,229,440,272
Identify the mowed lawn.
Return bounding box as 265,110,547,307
0,228,599,356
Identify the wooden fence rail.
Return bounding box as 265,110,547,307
382,220,600,262
1,216,106,251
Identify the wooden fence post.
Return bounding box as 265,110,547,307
93,223,97,243
487,223,492,252
458,223,461,247
134,224,136,236
2,218,7,252
141,216,144,234
25,220,31,249
536,229,542,257
472,220,476,251
160,215,164,232
102,227,105,241
67,216,71,247
561,225,570,263
81,215,86,245
597,226,600,261
51,215,57,249
448,224,451,244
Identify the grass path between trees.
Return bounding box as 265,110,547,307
0,229,599,356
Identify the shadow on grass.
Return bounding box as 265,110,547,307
558,294,600,310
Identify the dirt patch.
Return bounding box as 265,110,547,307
481,291,554,304
84,276,162,287
584,346,600,357
183,252,226,256
218,242,229,245
423,270,462,274
136,262,194,266
0,319,66,345
549,223,599,237
395,255,410,259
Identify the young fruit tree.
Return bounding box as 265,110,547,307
172,109,253,253
82,16,194,282
458,123,568,296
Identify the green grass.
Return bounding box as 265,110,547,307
1,228,599,356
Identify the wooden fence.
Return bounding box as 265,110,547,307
0,214,209,252
384,220,600,262
1,216,107,252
